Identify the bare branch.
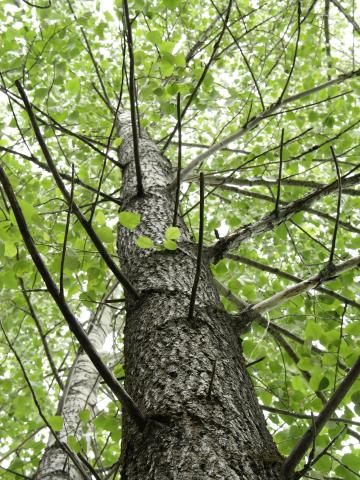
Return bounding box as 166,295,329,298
241,255,360,316
328,147,342,265
282,354,360,478
170,67,360,187
188,172,205,320
15,80,138,298
330,0,360,35
162,0,232,152
172,93,182,227
274,128,285,214
123,0,144,196
225,252,360,311
59,164,74,298
211,168,360,259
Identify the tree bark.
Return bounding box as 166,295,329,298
117,115,284,479
35,290,116,480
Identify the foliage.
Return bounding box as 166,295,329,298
0,0,359,478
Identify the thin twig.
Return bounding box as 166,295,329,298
188,173,205,320
19,278,64,390
262,406,360,427
330,0,360,35
294,426,347,479
245,356,266,368
274,128,284,215
123,0,144,196
60,164,75,298
334,303,347,392
172,93,182,226
0,320,90,479
22,0,51,9
277,0,301,103
66,0,111,106
88,90,123,224
210,0,264,109
162,0,233,152
329,146,342,265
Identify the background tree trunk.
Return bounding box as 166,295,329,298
117,116,283,479
36,289,116,480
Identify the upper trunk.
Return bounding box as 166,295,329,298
116,115,284,479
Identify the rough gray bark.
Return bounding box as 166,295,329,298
116,115,284,479
35,290,116,480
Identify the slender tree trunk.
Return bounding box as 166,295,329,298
117,115,284,479
36,290,116,480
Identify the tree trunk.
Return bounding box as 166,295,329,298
35,289,116,480
117,116,284,479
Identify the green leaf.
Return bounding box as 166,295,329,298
136,236,154,249
163,239,177,250
4,241,16,258
96,226,113,243
119,211,141,230
173,53,186,67
165,226,181,240
146,30,162,45
112,137,123,148
318,376,330,390
163,0,178,9
160,61,174,77
66,77,81,94
48,416,63,431
67,435,81,453
79,409,91,422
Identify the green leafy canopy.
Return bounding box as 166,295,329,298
0,0,359,477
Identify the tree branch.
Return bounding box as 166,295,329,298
330,0,360,35
214,279,348,371
0,164,147,430
170,67,360,187
0,145,122,206
188,172,205,320
211,168,360,259
123,0,144,196
328,147,342,265
15,80,138,298
262,405,360,427
162,0,232,152
274,128,285,214
172,93,182,227
240,255,360,317
225,252,360,311
19,278,64,390
282,355,360,478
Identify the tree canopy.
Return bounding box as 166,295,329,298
0,0,359,478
